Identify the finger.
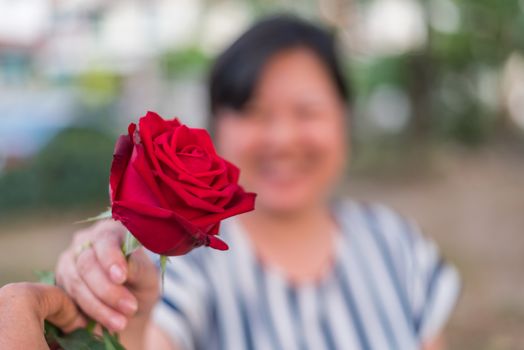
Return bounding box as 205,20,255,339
38,285,87,333
57,251,128,332
127,248,158,288
61,257,128,332
91,222,128,284
126,248,160,314
76,247,138,316
55,250,79,293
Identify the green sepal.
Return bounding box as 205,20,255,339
160,255,170,292
122,231,141,256
74,209,112,224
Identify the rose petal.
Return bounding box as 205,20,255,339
191,191,256,228
156,149,226,189
123,145,169,207
207,235,229,250
138,111,173,170
224,159,240,184
192,128,218,156
172,125,198,152
109,134,134,203
128,123,137,142
112,201,206,255
155,170,226,213
177,152,213,173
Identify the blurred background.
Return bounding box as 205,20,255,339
0,0,523,348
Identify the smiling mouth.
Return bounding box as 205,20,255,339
257,157,316,185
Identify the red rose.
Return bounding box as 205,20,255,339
109,111,256,256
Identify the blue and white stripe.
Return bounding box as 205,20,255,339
152,200,460,350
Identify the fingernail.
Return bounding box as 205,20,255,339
109,315,127,331
110,264,126,284
118,298,138,314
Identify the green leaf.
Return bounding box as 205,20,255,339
102,328,126,350
44,320,59,339
55,328,106,350
75,209,112,224
102,329,117,350
36,270,55,285
160,255,170,292
45,325,127,350
86,320,97,334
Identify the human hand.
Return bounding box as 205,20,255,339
0,282,86,349
55,220,160,333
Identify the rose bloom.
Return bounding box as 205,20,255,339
109,111,256,256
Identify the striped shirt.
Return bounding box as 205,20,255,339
152,200,461,350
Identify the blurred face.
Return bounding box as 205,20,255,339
215,48,348,215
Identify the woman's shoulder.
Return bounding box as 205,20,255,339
334,198,452,281
335,198,421,248
337,198,460,341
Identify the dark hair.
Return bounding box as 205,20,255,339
208,14,351,117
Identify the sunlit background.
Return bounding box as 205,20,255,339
1,0,523,349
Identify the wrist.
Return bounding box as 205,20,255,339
0,283,41,320
0,284,48,350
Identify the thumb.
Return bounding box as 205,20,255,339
39,285,87,333
126,248,159,290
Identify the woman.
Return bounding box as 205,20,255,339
55,15,459,350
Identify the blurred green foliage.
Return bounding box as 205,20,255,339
0,128,114,215
366,0,524,145
352,56,410,97
2,0,524,216
424,0,522,144
159,47,210,79
77,70,122,107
